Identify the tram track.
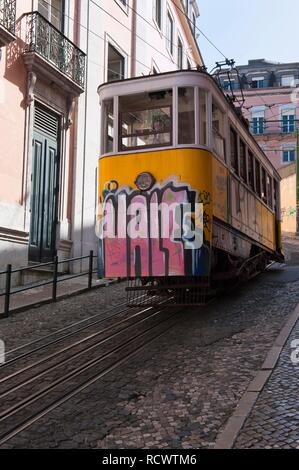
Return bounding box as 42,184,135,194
0,304,169,396
0,264,274,447
0,299,182,446
3,261,275,367
3,298,136,365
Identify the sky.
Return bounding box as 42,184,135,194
197,0,299,71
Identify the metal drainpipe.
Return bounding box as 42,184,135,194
130,0,137,78
80,0,90,264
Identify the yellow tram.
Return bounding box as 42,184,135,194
97,70,283,304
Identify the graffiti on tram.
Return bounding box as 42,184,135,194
97,178,211,278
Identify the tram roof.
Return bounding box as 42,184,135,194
98,69,211,94
98,70,281,180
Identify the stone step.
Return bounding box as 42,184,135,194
20,265,69,285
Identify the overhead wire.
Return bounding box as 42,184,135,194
34,0,153,75
119,0,200,66
34,0,298,160
43,0,200,70
168,0,282,124
169,0,227,61
90,0,190,66
37,0,294,124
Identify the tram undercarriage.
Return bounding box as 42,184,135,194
126,247,276,307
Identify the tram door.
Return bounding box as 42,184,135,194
29,104,60,263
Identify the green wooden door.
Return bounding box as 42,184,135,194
29,105,60,263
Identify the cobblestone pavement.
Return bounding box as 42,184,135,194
283,236,299,265
0,265,299,449
0,282,127,355
0,273,117,316
234,317,299,449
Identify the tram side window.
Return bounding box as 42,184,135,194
212,102,226,160
103,99,114,154
255,159,261,197
261,167,267,204
230,127,238,172
267,174,273,208
178,87,195,144
119,90,172,151
240,139,247,182
248,151,254,190
199,90,207,145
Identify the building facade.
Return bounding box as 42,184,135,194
218,59,299,234
0,0,203,281
0,0,85,285
219,59,299,170
278,162,296,234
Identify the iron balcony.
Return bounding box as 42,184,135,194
0,0,16,47
23,11,86,93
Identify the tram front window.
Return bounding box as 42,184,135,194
178,87,195,144
119,90,172,151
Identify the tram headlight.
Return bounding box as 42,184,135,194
135,172,155,191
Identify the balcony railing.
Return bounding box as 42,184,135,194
24,11,85,89
0,0,16,34
251,126,297,136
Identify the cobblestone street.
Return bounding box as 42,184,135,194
234,317,299,449
0,264,298,449
0,282,127,354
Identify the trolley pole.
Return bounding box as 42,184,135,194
297,129,299,235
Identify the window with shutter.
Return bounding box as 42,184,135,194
38,0,64,31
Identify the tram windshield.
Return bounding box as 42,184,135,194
101,84,209,154
119,89,173,151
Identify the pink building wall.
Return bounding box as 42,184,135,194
0,56,26,203
0,1,31,204
241,87,298,170
0,0,82,279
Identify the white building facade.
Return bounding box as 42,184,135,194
0,0,203,282
73,0,203,263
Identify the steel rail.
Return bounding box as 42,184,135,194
5,298,129,356
0,303,160,386
0,309,180,446
4,291,150,360
2,296,148,367
0,266,275,445
4,262,273,365
0,305,170,398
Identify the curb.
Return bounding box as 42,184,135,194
214,301,299,449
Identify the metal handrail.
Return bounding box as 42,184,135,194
0,251,98,318
0,254,98,276
11,260,56,274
